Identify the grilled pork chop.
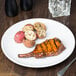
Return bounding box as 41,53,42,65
18,38,65,58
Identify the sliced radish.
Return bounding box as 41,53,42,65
25,30,37,40
37,30,46,39
22,24,34,32
14,31,25,43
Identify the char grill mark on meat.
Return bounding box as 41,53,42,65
33,44,44,58
45,40,53,56
41,41,48,56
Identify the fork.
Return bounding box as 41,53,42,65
57,57,76,76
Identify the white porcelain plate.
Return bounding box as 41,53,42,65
1,18,75,68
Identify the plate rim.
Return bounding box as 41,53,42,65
1,18,75,68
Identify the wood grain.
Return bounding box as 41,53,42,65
0,0,76,76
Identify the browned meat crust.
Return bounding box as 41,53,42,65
18,38,65,58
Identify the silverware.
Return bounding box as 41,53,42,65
57,57,76,76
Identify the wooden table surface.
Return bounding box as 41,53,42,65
0,0,76,76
